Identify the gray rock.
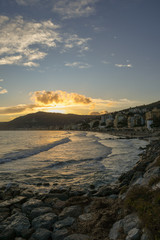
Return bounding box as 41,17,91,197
59,205,82,220
126,228,141,240
32,228,52,240
6,214,30,236
78,213,93,222
54,217,75,230
141,232,150,240
64,234,90,240
32,212,57,230
0,196,26,208
123,213,141,234
30,207,53,219
22,199,43,214
109,219,124,240
52,228,68,240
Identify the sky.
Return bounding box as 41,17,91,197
0,0,160,121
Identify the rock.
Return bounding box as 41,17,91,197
0,229,16,240
95,185,119,197
64,234,90,240
109,219,124,240
30,207,53,219
123,213,141,234
20,190,34,198
54,217,75,230
141,232,150,240
0,196,26,208
32,212,57,230
53,199,66,211
69,190,86,197
47,193,68,201
143,167,160,182
22,199,43,214
52,228,68,240
78,213,93,222
126,228,141,240
32,228,52,240
59,205,82,220
129,172,143,186
6,214,30,236
15,238,26,240
21,228,34,239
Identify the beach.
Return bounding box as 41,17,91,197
0,131,160,240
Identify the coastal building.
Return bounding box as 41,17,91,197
114,113,127,128
106,114,114,127
128,114,144,128
146,108,160,129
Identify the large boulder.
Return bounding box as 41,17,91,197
32,212,57,230
54,217,75,230
6,213,30,236
59,205,82,220
22,199,43,214
31,228,52,240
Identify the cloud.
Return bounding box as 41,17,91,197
0,15,91,67
0,89,141,118
16,0,39,6
115,64,132,68
32,90,92,105
53,0,98,19
0,87,8,94
63,34,91,53
0,15,61,67
65,62,91,69
0,104,37,114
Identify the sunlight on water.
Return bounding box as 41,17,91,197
0,131,148,189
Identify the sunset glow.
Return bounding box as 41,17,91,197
0,0,160,121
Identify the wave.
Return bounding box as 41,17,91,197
46,153,110,170
0,137,71,164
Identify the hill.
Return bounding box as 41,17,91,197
0,111,97,130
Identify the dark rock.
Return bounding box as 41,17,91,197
0,196,26,208
52,228,68,240
32,228,52,240
21,228,34,239
48,193,69,201
94,185,119,197
6,214,30,236
129,171,143,186
32,212,57,230
22,199,43,214
54,217,75,230
20,190,34,198
59,205,82,220
0,229,16,240
64,234,90,240
30,207,53,219
69,190,86,197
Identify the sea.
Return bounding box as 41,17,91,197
0,131,148,191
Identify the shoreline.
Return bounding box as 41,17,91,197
0,133,160,239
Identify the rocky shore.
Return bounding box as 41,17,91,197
0,139,160,240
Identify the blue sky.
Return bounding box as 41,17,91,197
0,0,160,121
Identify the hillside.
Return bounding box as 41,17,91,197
0,111,97,130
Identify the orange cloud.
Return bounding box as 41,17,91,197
32,90,92,106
